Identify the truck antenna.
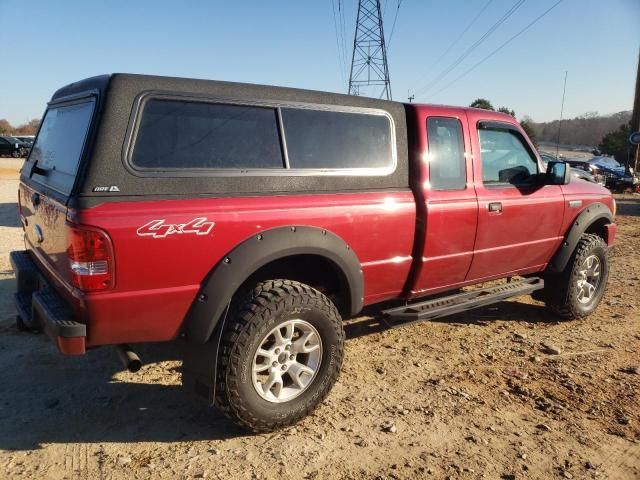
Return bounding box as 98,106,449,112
556,70,568,158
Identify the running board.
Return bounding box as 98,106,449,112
381,277,544,328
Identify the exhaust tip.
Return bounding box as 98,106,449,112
115,344,142,373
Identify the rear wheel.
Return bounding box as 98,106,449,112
215,279,344,432
544,234,609,319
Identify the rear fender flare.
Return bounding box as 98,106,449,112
183,225,364,344
548,202,613,273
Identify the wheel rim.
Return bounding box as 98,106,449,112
251,319,322,403
577,254,601,304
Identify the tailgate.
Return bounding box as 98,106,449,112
19,97,96,282
19,182,72,280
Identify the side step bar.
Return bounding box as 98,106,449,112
382,277,544,328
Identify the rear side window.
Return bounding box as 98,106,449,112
479,126,538,185
426,117,466,190
281,108,393,170
131,99,284,170
29,99,95,195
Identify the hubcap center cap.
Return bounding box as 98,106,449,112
278,352,288,364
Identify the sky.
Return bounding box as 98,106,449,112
0,0,638,125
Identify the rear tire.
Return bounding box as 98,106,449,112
215,279,344,432
544,234,609,320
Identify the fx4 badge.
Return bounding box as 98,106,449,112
137,217,215,238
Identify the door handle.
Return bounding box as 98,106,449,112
488,202,503,213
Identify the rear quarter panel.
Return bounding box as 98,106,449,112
78,191,416,346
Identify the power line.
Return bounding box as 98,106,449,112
414,0,526,97
330,0,348,87
338,0,350,83
411,0,493,88
425,0,565,100
386,0,404,50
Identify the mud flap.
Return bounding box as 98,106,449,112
181,303,230,406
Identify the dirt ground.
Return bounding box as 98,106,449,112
0,161,638,480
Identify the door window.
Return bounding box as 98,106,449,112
479,125,538,186
426,117,466,190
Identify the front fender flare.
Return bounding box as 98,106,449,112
183,225,364,344
548,202,613,273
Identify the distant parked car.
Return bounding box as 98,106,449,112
565,156,637,190
15,136,35,146
539,153,606,186
0,135,30,157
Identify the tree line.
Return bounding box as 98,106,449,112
469,98,634,162
0,118,41,136
527,111,631,148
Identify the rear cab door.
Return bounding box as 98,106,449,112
407,106,478,297
465,110,565,281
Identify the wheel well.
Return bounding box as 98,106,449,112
584,217,609,241
238,254,351,316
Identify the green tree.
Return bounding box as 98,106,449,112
598,122,632,163
520,119,538,146
497,107,515,117
470,98,494,111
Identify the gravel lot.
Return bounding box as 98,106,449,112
0,163,638,479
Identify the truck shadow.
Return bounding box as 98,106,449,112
0,338,248,451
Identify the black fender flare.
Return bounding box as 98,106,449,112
183,225,364,344
548,202,614,273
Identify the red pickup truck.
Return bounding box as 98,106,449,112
11,74,617,432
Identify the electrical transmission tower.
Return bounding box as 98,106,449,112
348,0,392,100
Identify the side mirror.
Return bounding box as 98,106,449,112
546,161,570,185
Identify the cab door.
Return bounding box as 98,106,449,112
465,114,565,281
409,110,478,297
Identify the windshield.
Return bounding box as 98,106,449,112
29,98,95,195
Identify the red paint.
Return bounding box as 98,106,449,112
17,104,617,355
55,336,86,356
604,223,617,246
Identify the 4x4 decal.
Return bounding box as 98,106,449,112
137,217,215,238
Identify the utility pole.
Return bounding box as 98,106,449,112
556,70,568,158
348,0,392,100
631,50,640,173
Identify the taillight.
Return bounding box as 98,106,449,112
66,223,114,291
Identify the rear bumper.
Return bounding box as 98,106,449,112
10,250,86,355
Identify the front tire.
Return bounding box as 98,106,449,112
544,233,609,319
215,279,344,432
